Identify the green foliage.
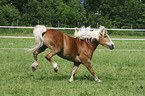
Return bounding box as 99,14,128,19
119,0,144,28
85,0,145,28
0,4,20,25
56,0,87,27
0,0,145,28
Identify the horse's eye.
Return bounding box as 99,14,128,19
104,35,107,38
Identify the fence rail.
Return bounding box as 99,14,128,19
0,26,145,31
1,36,145,41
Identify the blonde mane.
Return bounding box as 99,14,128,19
74,26,107,41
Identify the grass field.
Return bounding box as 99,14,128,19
0,34,145,96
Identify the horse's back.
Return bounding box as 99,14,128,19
44,29,64,40
43,29,64,49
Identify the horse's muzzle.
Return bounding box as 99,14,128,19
109,44,115,50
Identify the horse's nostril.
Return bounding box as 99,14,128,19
112,44,115,49
109,44,115,50
112,44,114,48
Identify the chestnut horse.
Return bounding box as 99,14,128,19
30,25,115,82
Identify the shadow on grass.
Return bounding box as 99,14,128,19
35,74,95,82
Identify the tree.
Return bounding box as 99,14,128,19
118,0,145,28
11,0,28,12
0,0,144,28
0,4,20,25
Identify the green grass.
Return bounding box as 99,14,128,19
0,35,144,96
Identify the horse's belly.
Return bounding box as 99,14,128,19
57,50,81,63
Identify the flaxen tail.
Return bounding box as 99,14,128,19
28,25,46,51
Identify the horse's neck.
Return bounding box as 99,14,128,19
81,40,99,59
77,38,99,52
79,38,98,48
80,39,99,54
88,41,99,51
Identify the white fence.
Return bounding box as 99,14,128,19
0,26,145,40
1,36,145,41
0,26,145,31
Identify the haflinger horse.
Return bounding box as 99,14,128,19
30,25,115,82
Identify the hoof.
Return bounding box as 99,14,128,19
54,66,58,73
95,78,102,82
54,68,58,73
98,79,102,82
32,67,36,72
32,65,38,72
69,79,73,82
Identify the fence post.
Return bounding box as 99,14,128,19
17,19,19,26
97,23,99,29
77,22,79,27
38,20,39,25
17,19,19,32
58,21,59,28
131,24,133,29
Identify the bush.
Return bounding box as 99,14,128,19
0,4,20,25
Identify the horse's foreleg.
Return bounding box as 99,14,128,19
69,63,80,82
84,63,102,82
45,50,59,72
32,45,47,72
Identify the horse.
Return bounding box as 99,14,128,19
30,25,115,82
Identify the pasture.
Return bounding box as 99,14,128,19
0,35,145,96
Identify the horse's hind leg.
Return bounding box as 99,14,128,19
32,45,47,72
45,50,60,72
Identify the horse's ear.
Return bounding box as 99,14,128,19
99,26,103,34
99,25,104,30
99,26,105,33
75,27,77,30
74,27,78,38
75,27,78,32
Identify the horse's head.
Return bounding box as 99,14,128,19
98,26,115,50
74,26,115,50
